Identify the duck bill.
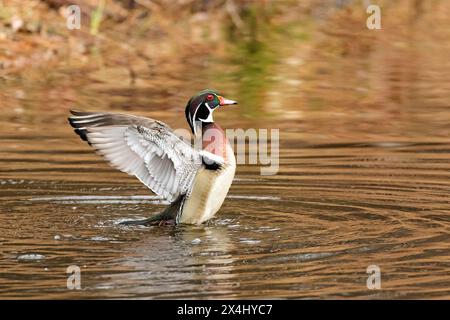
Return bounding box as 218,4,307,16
218,96,238,106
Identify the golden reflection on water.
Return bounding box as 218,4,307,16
0,1,450,299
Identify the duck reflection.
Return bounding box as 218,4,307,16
98,222,238,298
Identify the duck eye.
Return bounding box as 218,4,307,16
206,94,214,101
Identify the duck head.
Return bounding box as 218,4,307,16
185,89,237,134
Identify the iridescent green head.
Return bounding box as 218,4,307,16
185,89,237,133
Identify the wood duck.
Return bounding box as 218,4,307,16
68,90,237,225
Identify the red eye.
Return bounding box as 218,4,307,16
206,94,214,101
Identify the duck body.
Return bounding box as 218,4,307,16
180,126,236,224
68,90,238,225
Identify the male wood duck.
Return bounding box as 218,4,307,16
68,90,237,225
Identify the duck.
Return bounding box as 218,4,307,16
68,89,238,225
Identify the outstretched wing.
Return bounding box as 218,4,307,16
68,110,203,203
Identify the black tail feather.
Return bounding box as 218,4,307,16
119,195,186,226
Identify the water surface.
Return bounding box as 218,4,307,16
0,1,450,299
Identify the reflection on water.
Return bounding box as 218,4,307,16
1,1,450,299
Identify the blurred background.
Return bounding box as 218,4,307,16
1,0,449,141
0,0,450,299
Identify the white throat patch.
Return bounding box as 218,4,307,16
199,103,214,122
191,102,214,136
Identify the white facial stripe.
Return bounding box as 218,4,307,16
191,102,202,135
191,102,215,135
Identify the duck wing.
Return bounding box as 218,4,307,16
68,110,204,203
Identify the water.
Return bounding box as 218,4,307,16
1,1,450,299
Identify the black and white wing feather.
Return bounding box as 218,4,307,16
68,110,204,203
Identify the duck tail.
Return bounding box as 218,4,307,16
120,195,186,226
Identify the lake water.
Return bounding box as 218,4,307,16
0,1,449,299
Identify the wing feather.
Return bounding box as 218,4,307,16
68,110,203,202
